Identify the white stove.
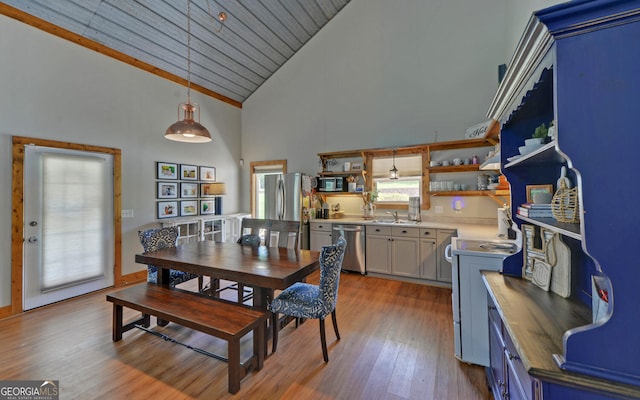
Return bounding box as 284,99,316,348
448,237,520,366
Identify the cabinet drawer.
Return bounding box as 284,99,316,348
391,226,419,237
419,228,436,238
310,221,332,232
367,225,392,236
504,327,533,400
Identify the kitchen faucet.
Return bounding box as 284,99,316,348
386,211,399,222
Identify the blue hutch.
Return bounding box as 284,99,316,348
483,1,640,399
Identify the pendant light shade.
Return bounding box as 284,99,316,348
165,0,212,143
165,102,211,143
390,149,399,179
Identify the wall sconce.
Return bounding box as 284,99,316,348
452,197,464,213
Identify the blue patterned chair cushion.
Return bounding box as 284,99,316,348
269,236,346,319
237,234,261,247
138,227,198,286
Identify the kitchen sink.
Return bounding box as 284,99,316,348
371,219,418,225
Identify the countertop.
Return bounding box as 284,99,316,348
309,216,499,241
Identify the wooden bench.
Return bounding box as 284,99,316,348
106,284,268,394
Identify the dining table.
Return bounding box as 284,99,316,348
135,241,321,352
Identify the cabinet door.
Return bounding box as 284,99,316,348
488,314,507,400
420,239,437,280
366,235,392,274
391,237,420,277
310,230,332,251
436,229,456,282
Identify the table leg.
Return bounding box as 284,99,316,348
156,268,170,327
252,287,273,358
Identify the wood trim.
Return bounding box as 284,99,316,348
10,136,122,316
119,271,147,286
0,305,11,320
0,3,242,109
249,160,287,217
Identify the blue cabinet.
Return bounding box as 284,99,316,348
485,0,640,397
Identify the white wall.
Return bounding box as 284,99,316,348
0,15,242,307
240,0,561,218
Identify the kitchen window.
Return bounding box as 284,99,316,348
371,154,422,207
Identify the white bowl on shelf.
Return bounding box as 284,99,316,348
525,138,545,146
519,143,544,155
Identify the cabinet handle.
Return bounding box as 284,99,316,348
402,230,407,234
488,305,497,310
508,352,520,361
423,231,431,235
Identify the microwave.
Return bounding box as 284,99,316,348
317,176,344,192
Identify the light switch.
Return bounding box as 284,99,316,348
121,209,134,218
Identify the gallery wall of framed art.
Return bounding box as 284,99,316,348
155,161,224,219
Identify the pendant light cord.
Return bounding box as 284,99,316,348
186,0,192,105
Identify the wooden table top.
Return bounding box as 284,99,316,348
135,241,320,290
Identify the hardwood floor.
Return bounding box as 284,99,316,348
0,272,492,399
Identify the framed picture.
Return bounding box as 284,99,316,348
180,182,198,198
156,162,178,180
157,181,178,199
157,201,178,219
526,184,554,203
200,200,215,215
180,164,198,180
180,200,198,217
200,166,216,181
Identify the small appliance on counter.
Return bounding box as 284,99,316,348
408,196,421,221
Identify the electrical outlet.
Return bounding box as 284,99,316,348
435,206,443,214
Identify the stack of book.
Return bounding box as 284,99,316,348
517,203,553,218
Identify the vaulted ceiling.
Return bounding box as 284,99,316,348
0,0,352,107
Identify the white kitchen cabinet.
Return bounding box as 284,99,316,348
310,221,333,251
419,228,437,280
390,227,420,278
365,225,392,274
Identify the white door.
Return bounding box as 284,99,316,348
23,146,114,310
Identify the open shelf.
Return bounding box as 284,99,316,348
504,141,566,169
515,215,582,240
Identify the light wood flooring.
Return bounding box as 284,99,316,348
0,272,492,399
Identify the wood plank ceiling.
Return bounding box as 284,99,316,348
0,0,352,107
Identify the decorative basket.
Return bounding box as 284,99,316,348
551,180,579,223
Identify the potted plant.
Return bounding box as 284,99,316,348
526,123,549,145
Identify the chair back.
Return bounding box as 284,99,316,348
138,226,179,253
318,236,347,312
241,218,299,249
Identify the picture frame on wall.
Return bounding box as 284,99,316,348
156,162,178,180
157,201,178,219
200,200,215,215
180,201,198,217
157,181,178,199
180,182,198,198
180,164,198,180
200,166,216,181
200,183,225,197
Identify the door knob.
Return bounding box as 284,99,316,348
27,236,38,243
29,221,38,226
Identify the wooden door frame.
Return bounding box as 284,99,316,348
249,160,287,217
6,136,122,318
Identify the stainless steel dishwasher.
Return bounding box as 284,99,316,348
332,224,365,274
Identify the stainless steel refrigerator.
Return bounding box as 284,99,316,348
264,173,310,249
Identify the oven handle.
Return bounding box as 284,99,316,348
444,243,453,263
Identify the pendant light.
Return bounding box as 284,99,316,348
165,0,212,143
390,149,399,179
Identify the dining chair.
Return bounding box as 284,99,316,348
138,227,203,289
269,235,347,362
219,219,300,304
